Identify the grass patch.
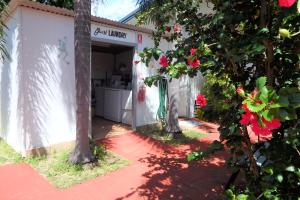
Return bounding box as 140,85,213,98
26,149,130,189
0,139,23,164
138,124,206,146
0,139,130,189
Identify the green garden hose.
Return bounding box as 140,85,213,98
157,78,167,121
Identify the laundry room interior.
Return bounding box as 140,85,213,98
91,41,134,139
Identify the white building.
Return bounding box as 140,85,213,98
0,0,202,156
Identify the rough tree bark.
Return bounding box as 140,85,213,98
165,79,182,137
69,0,95,164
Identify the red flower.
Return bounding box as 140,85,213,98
187,58,201,68
165,26,171,32
239,106,257,125
190,48,197,56
173,24,181,33
134,60,140,65
263,118,281,130
159,55,168,68
278,0,297,7
239,104,281,136
236,86,244,94
196,94,207,108
242,104,250,112
250,120,272,136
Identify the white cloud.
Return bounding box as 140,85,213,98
92,0,139,21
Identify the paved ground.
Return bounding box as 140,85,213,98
0,120,230,200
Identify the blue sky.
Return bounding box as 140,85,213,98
92,0,139,21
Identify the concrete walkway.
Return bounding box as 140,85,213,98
0,120,229,200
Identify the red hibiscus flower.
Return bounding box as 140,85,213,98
263,118,281,130
278,0,297,7
240,105,257,125
242,104,250,112
196,94,207,108
187,58,201,68
190,48,197,56
165,26,171,32
159,55,168,68
250,120,272,136
239,104,281,136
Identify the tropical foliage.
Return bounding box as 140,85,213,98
137,0,300,198
0,0,8,61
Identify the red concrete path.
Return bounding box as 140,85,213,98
0,121,229,200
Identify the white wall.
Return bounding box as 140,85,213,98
20,7,76,152
92,52,114,79
0,8,24,153
0,5,173,153
178,73,204,118
134,33,172,127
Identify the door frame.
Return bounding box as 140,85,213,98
91,36,138,131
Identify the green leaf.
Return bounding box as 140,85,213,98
152,49,162,60
270,96,289,108
247,102,266,112
262,110,273,121
279,28,291,39
256,77,267,90
187,151,207,161
259,28,269,34
187,152,198,161
264,167,273,175
259,86,269,103
286,165,295,172
237,194,248,200
225,189,235,198
168,67,179,78
278,96,289,107
249,43,265,55
278,108,297,121
174,62,187,71
276,174,283,183
278,87,299,95
297,0,300,13
288,93,300,108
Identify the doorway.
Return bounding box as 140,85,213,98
91,41,135,140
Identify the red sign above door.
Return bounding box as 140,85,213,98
138,34,142,44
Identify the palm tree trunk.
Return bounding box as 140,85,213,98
70,0,94,164
165,79,182,137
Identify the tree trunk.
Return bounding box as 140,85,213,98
260,0,274,86
165,79,182,137
70,0,95,164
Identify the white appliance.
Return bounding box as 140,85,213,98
104,88,122,122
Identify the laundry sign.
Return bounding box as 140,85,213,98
91,24,136,44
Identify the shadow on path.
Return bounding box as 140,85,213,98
110,132,230,200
